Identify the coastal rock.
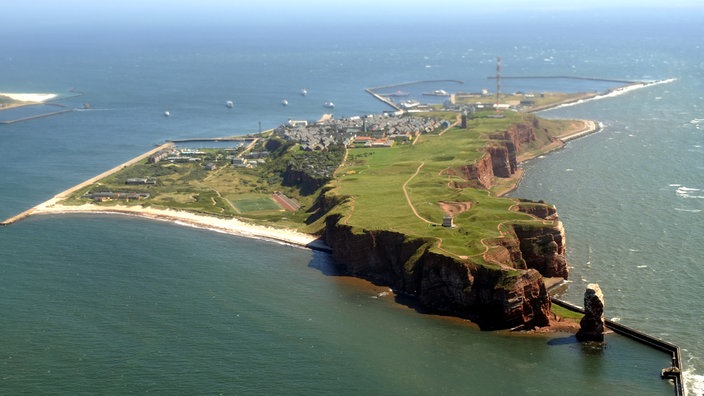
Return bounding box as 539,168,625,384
439,121,539,188
323,214,552,330
512,221,568,279
489,122,537,150
576,283,606,342
487,143,516,178
442,152,495,189
515,200,559,221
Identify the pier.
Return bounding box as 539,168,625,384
364,88,401,111
0,105,73,124
366,79,464,110
552,298,684,396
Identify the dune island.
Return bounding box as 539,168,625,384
0,91,83,124
4,82,660,332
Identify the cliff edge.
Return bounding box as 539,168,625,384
315,112,571,330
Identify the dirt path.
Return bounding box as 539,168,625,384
402,162,438,225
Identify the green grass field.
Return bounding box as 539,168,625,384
229,196,281,213
328,111,559,261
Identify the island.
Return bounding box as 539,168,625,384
3,87,602,332
2,79,686,393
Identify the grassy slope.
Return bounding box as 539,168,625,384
327,111,558,262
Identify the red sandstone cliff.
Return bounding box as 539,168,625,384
322,214,555,330
442,121,536,188
513,201,569,279
317,120,569,330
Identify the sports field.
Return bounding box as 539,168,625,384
229,196,281,213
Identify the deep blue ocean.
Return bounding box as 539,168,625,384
1,8,702,395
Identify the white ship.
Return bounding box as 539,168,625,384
323,101,335,108
422,89,449,96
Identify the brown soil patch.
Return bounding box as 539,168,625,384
438,200,473,217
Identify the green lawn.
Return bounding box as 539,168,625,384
331,112,554,260
229,196,281,213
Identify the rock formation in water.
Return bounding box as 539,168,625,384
576,283,606,342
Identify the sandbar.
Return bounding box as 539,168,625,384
0,92,57,103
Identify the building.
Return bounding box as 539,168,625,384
442,215,455,228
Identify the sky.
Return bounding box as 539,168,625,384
2,0,703,31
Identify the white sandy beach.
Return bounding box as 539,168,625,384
559,119,600,142
538,78,676,113
0,92,57,102
30,198,324,250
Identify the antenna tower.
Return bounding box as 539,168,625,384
496,56,502,111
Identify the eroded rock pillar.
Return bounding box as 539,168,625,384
576,283,605,342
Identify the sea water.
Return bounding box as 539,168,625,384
1,10,701,395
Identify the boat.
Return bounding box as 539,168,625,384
399,100,420,109
163,111,171,117
422,89,449,96
281,99,288,106
323,101,335,108
300,88,308,96
225,100,234,108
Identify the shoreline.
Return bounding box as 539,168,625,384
493,118,601,197
29,201,329,252
529,78,676,114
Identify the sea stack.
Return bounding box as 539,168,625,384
576,283,605,342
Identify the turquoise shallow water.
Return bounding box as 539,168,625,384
1,10,702,394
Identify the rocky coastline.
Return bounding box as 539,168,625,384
7,115,601,332
316,118,588,331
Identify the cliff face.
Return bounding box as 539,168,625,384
442,153,495,189
316,121,567,330
487,144,516,178
323,215,552,330
443,122,536,187
491,123,537,151
513,202,569,279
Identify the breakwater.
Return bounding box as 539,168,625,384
552,298,683,396
0,105,73,124
487,75,642,84
168,137,256,143
366,79,464,110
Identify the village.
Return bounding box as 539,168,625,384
273,110,451,151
